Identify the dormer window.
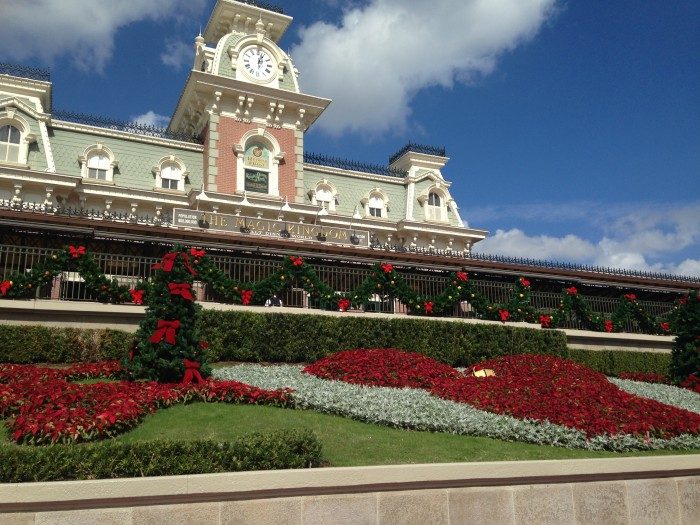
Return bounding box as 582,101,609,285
152,156,188,192
79,144,117,182
309,179,338,212
418,187,449,222
87,153,110,180
0,110,36,166
428,192,441,207
0,125,21,163
361,188,389,219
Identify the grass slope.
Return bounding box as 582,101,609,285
115,403,698,466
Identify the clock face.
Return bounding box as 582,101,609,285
242,47,275,80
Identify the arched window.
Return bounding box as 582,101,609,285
152,155,188,192
368,195,384,217
79,144,117,182
86,152,110,180
0,125,21,163
309,179,338,212
428,192,441,207
243,143,271,194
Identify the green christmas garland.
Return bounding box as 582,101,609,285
0,244,677,335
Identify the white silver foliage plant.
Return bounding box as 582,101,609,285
214,365,700,451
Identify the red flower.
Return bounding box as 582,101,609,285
150,320,180,345
539,314,552,328
381,263,394,274
604,319,614,333
624,294,637,301
189,247,205,258
499,309,510,322
68,245,86,258
0,280,12,297
456,271,468,282
240,289,253,305
168,282,194,301
290,256,303,267
519,278,530,288
566,286,578,295
338,298,351,312
660,322,670,332
129,288,144,305
424,301,434,314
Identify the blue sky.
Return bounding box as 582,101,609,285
1,0,698,275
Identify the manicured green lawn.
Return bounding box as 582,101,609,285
114,403,700,466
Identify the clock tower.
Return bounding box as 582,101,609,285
169,0,331,204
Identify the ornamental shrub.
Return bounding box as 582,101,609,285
125,247,210,382
567,349,671,377
0,430,323,482
669,292,700,381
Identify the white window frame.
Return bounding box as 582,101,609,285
0,110,36,166
418,186,449,222
152,155,188,192
79,144,118,183
235,129,283,197
308,179,338,212
361,187,389,219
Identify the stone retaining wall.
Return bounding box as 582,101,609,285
1,456,698,524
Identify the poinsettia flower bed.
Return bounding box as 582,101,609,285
617,372,669,384
214,363,700,451
0,363,293,445
303,348,460,389
429,355,700,439
609,377,700,415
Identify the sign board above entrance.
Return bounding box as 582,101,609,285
173,208,370,247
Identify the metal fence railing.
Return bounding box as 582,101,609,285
0,244,678,333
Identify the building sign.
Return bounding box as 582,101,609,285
244,170,269,193
244,145,270,169
173,208,370,247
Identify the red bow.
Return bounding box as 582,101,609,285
181,359,204,384
150,320,180,345
520,278,531,288
130,288,144,305
168,282,194,301
539,314,552,328
0,280,12,297
566,286,578,296
241,289,252,305
660,322,670,332
624,294,637,301
290,256,303,267
456,271,468,282
381,263,393,274
152,252,178,272
679,296,688,305
338,298,351,312
604,319,614,333
152,252,198,276
128,345,138,362
189,247,205,258
424,301,434,314
499,309,510,322
68,245,86,258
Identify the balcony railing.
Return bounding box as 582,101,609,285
0,63,51,82
0,243,677,334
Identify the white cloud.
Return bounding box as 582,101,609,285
0,0,206,72
292,0,557,136
473,202,700,277
131,111,170,128
161,40,193,70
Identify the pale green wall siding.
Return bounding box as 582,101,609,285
215,33,245,79
49,128,203,190
278,67,296,92
303,168,407,219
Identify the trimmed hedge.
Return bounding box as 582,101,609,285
568,348,671,377
0,325,131,364
198,311,569,366
0,429,323,482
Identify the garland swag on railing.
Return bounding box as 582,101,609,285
0,245,679,336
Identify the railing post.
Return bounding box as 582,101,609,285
50,274,62,300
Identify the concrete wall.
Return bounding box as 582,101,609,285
0,300,675,354
2,456,698,524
